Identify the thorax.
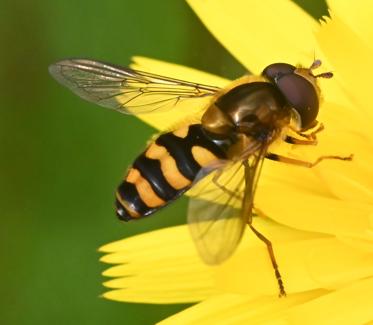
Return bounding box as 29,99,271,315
201,80,292,160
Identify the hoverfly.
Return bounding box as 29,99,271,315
49,58,352,296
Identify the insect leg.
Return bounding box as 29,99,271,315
249,223,286,297
298,123,324,140
285,123,324,145
284,136,317,145
242,159,286,297
252,206,267,218
289,120,322,134
266,152,353,168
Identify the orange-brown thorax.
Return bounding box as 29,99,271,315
201,81,292,160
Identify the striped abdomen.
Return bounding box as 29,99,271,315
115,124,231,221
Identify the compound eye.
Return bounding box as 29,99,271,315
276,74,319,129
262,63,296,81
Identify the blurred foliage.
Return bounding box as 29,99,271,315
0,0,326,324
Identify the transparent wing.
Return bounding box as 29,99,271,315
241,144,269,221
49,59,220,114
187,161,246,265
187,145,269,265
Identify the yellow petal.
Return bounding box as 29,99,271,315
100,225,219,303
287,142,373,205
316,13,373,119
215,238,327,296
216,236,373,295
317,76,352,108
337,235,373,254
187,0,318,74
160,277,373,325
317,102,367,133
327,0,373,51
319,166,373,204
317,153,373,205
129,56,230,131
100,219,326,303
284,277,373,325
259,158,333,197
270,100,373,204
306,239,373,288
289,116,373,204
158,291,326,325
255,181,373,239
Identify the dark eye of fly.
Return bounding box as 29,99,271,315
262,63,319,130
275,73,318,129
262,63,296,82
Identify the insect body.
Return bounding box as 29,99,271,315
49,59,350,296
116,124,228,220
115,81,290,221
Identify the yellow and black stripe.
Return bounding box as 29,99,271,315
115,124,232,221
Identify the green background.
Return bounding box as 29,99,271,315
1,1,327,324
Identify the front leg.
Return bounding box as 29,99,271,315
285,123,325,145
284,136,317,145
266,152,353,168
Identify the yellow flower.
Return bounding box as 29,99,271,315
100,0,373,323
